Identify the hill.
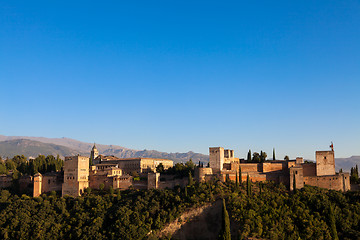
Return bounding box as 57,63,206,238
0,139,84,159
0,135,209,163
335,156,360,172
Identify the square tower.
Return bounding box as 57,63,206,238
209,147,224,172
316,151,335,176
62,156,89,197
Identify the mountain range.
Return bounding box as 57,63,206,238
0,135,209,164
0,135,358,171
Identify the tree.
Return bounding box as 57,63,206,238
328,204,339,240
185,159,195,170
350,165,359,184
284,155,290,161
273,148,276,160
239,166,242,186
252,152,261,163
247,175,252,196
219,198,231,240
247,150,252,162
156,163,164,173
235,171,239,188
260,151,267,162
188,171,194,186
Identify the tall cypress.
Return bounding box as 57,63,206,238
235,171,239,188
273,148,276,160
247,150,252,162
219,198,231,240
239,166,242,186
329,204,339,240
247,174,251,196
188,171,194,186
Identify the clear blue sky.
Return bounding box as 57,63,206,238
1,1,359,160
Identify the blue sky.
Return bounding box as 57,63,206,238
1,1,359,160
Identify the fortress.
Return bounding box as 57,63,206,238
196,146,350,192
6,144,349,197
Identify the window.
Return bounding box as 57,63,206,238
48,180,51,184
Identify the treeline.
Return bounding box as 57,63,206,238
227,181,360,240
350,165,359,184
0,155,63,178
0,180,223,240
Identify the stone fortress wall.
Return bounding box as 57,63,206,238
24,144,353,197
196,146,350,192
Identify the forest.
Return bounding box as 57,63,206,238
0,178,359,239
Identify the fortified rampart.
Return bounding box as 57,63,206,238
196,147,350,192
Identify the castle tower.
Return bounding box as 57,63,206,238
316,150,335,176
33,173,42,197
209,147,224,172
62,156,89,197
90,143,99,165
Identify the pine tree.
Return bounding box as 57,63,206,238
247,150,252,162
219,198,231,240
273,148,276,160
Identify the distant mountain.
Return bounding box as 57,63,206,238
0,139,84,159
0,135,209,163
335,156,360,172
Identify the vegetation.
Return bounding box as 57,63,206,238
350,165,359,184
162,160,195,178
0,154,63,178
219,198,231,240
0,181,225,240
247,151,268,163
227,182,360,240
273,148,276,160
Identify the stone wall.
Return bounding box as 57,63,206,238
304,173,350,192
239,163,259,173
303,163,316,176
195,168,213,182
262,162,286,173
290,166,304,191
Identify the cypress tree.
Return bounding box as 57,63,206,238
247,175,251,196
239,166,242,186
259,182,262,194
188,171,194,186
235,171,239,188
329,204,339,240
219,198,231,240
247,150,252,162
273,148,276,160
